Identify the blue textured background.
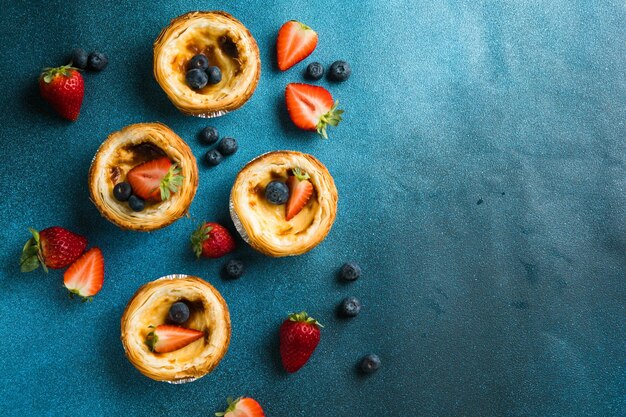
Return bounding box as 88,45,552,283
1,1,625,416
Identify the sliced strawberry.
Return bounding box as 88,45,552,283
215,397,265,417
126,157,183,202
285,168,314,221
285,83,343,139
277,20,318,71
63,247,104,301
146,324,204,353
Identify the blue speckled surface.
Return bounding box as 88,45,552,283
1,1,625,416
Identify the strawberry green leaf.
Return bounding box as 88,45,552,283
20,228,45,273
159,163,184,201
190,223,213,259
292,167,310,181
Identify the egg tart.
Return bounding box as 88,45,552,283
88,123,198,231
120,275,231,383
230,151,338,257
153,11,261,117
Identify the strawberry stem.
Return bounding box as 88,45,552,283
316,100,344,139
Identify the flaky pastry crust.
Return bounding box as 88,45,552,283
153,11,261,117
88,122,198,231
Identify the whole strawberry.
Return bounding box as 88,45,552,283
279,311,322,373
20,227,87,272
39,65,84,121
190,222,235,259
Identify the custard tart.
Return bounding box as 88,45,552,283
153,11,261,117
230,151,338,257
88,123,198,231
120,275,230,383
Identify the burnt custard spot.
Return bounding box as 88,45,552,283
219,35,239,59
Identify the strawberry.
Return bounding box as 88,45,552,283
285,168,313,221
276,20,318,71
126,157,183,202
20,227,87,272
190,222,236,259
285,83,343,139
146,324,204,353
63,247,104,301
39,65,84,121
215,397,265,417
279,311,322,373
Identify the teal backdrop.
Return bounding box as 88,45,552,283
1,1,625,416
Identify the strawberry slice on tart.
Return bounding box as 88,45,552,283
146,324,204,353
63,247,104,301
285,168,313,221
285,83,343,139
276,20,318,71
126,157,183,202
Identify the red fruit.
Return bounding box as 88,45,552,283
39,65,85,121
285,83,343,139
215,397,265,417
63,247,104,301
190,222,236,259
126,157,183,202
279,311,322,373
276,20,318,71
285,168,314,220
146,324,204,353
20,227,87,272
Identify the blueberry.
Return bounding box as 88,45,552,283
339,296,362,317
186,68,208,89
224,259,245,279
168,301,190,324
87,51,108,71
70,48,88,69
205,149,223,166
206,66,222,84
128,195,145,212
360,354,381,374
328,60,351,82
340,262,361,281
305,62,324,80
218,137,238,156
265,181,289,205
199,126,219,145
113,182,132,202
188,54,209,71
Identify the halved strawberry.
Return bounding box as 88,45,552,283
63,247,104,301
215,397,265,417
126,157,183,202
277,20,318,71
285,168,313,221
146,324,204,353
285,83,343,139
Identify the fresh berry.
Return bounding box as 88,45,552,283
188,54,209,71
113,182,132,202
206,66,222,84
360,353,381,374
279,311,322,373
199,126,219,145
264,181,289,205
205,149,224,166
276,21,318,71
63,248,104,301
145,324,204,353
39,65,84,121
328,60,351,82
285,168,313,220
285,83,343,139
340,262,361,281
20,227,87,272
186,68,208,89
224,259,245,279
218,137,238,156
126,157,183,202
305,62,324,80
168,301,190,324
128,195,145,212
339,297,362,317
215,397,265,417
70,48,88,69
87,51,108,71
191,222,236,259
